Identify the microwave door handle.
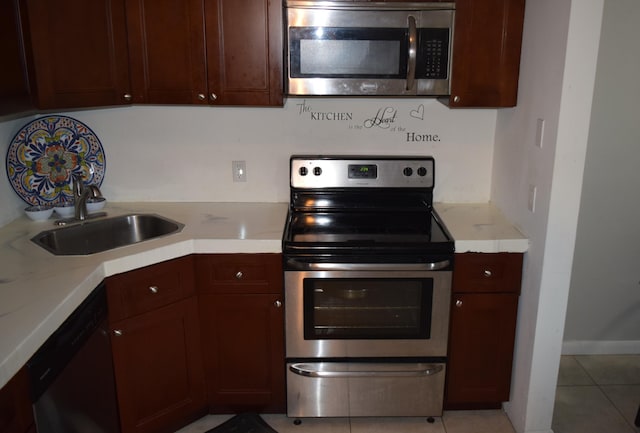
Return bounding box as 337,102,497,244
406,15,417,91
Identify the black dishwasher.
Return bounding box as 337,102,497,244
27,283,120,433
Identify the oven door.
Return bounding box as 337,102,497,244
284,264,451,359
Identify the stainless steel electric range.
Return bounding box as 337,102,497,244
282,155,454,418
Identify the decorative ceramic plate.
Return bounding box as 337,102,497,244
6,115,106,206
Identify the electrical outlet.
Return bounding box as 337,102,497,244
528,184,537,213
232,160,247,182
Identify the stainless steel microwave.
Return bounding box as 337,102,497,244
285,1,455,97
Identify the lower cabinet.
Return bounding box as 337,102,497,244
0,367,35,433
196,254,286,413
445,253,523,409
106,256,207,433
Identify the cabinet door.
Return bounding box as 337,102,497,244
110,298,206,433
445,293,519,407
448,0,525,107
199,293,285,412
26,0,131,108
0,368,34,433
126,0,207,104
0,0,33,115
204,0,283,106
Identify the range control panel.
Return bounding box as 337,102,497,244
290,155,434,189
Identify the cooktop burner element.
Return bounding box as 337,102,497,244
283,155,454,262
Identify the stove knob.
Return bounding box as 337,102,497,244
403,167,413,176
299,167,308,176
417,166,428,177
313,167,322,176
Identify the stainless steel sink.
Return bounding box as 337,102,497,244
32,214,184,255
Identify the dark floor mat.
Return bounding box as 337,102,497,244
204,413,279,433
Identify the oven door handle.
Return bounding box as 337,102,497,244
285,259,451,271
290,363,444,378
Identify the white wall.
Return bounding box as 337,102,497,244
563,0,640,355
0,117,31,226
492,1,604,433
1,99,496,225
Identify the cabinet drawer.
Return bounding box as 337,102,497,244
452,253,523,294
106,256,195,321
195,254,283,294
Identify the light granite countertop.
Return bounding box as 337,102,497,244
434,203,529,253
0,201,528,389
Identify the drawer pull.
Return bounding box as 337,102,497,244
113,329,123,337
235,271,243,280
455,299,463,307
274,300,282,308
483,269,493,277
149,286,159,294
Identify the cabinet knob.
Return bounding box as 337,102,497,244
453,95,460,103
123,93,132,101
197,93,206,101
149,285,159,294
483,269,493,277
210,93,217,101
274,300,282,308
455,299,463,307
235,271,243,280
113,329,123,336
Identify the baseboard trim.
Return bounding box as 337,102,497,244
562,340,640,355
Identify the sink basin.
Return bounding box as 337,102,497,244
32,214,184,255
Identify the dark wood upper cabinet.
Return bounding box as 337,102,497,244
204,0,283,106
0,0,34,116
126,0,208,104
25,0,132,109
447,0,526,107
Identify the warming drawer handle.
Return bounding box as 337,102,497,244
289,363,443,378
286,259,450,271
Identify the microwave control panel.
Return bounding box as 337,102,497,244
416,28,450,79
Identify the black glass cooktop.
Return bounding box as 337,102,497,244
283,209,454,258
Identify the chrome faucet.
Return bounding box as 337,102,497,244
73,174,103,221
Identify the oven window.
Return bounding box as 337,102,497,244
289,27,408,78
303,278,433,339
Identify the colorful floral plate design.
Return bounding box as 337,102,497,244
6,116,106,206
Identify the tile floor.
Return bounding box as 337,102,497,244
175,410,516,433
176,354,640,433
553,354,640,433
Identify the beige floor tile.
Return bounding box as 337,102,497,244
350,416,445,433
553,386,634,433
601,385,640,431
575,355,640,385
261,414,351,433
441,410,515,433
558,355,596,386
173,414,233,433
